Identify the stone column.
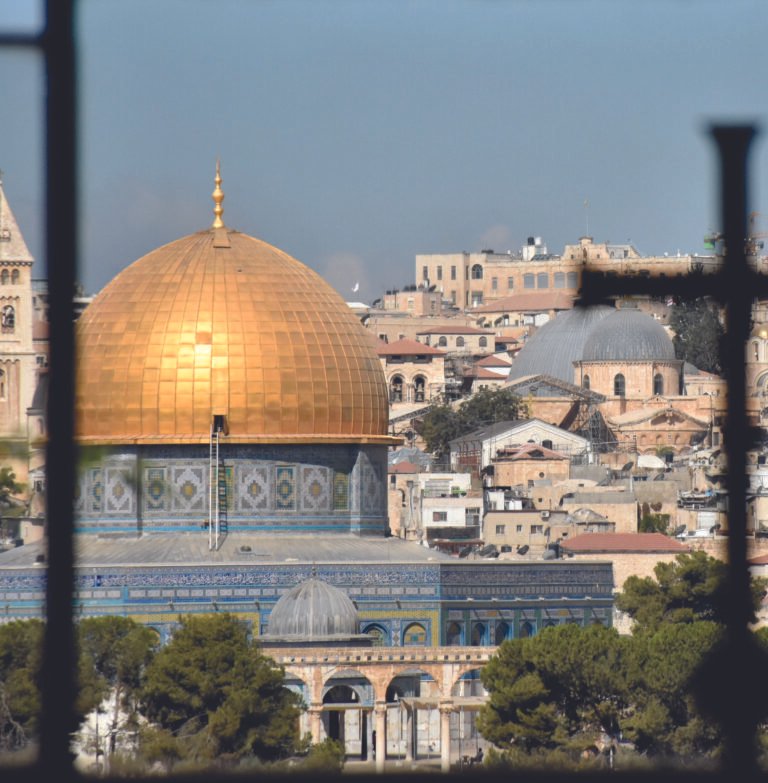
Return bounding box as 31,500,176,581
374,700,387,773
308,703,323,745
439,700,453,773
404,704,414,762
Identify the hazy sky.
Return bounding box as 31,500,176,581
1,0,767,302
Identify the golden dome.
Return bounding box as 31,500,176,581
75,226,391,445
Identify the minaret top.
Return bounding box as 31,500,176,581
212,160,225,229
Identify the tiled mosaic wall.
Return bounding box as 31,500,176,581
74,443,387,534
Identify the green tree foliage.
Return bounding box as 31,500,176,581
418,387,526,459
0,467,23,507
479,624,629,755
0,619,43,751
623,622,723,757
669,298,724,374
78,616,159,754
615,551,764,630
140,614,301,765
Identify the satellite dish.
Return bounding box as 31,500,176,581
621,461,634,472
674,524,687,536
517,544,529,555
542,548,557,560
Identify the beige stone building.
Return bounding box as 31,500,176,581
376,338,447,405
415,324,495,356
491,443,571,490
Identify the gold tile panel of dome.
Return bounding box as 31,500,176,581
75,164,395,446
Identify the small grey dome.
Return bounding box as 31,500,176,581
507,306,614,384
581,309,675,362
267,578,358,639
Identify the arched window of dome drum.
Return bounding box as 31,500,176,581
0,270,7,285
390,375,403,402
471,264,483,280
414,375,426,402
456,336,465,348
403,622,427,646
583,374,590,390
446,621,463,646
614,373,626,396
654,373,664,395
1,305,15,332
11,269,19,284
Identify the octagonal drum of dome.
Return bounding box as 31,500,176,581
75,227,391,445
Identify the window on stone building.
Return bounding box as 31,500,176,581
1,305,15,332
654,373,664,395
422,265,428,281
451,265,456,280
479,336,487,348
583,374,590,390
438,336,447,347
495,524,505,535
554,272,565,288
11,269,19,284
432,511,447,522
542,439,553,450
491,277,498,290
524,273,535,289
471,264,483,279
363,624,387,646
537,272,549,288
414,375,426,402
0,369,5,400
456,336,465,348
531,524,543,534
507,276,514,289
614,373,626,396
567,271,579,288
519,620,535,638
471,622,487,646
495,621,511,644
390,375,404,402
516,524,523,533
0,270,7,285
437,265,442,280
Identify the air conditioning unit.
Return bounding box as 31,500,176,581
541,510,551,519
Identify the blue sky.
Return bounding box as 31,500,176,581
1,0,767,301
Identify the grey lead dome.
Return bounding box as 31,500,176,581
581,308,676,362
266,577,359,639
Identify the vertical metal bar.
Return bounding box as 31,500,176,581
40,0,77,776
711,125,757,773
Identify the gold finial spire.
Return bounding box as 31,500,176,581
212,160,225,229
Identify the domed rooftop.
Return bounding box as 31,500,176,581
581,308,676,362
267,578,359,639
75,168,390,445
507,306,614,384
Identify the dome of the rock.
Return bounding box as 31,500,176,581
75,226,389,445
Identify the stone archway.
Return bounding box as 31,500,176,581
321,668,374,761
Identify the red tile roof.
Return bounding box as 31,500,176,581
376,338,445,356
561,533,689,553
416,325,495,336
389,461,420,474
476,355,512,367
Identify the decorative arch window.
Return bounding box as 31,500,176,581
438,336,447,347
0,369,5,400
0,270,8,285
754,341,760,360
479,336,488,348
390,374,404,403
446,621,463,646
456,336,465,348
471,264,483,280
363,624,387,646
1,305,15,332
413,375,426,402
494,621,511,645
614,373,626,396
519,620,535,638
11,269,19,284
583,374,591,390
403,622,427,646
654,373,664,395
471,622,487,646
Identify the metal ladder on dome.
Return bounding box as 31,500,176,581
208,415,228,551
